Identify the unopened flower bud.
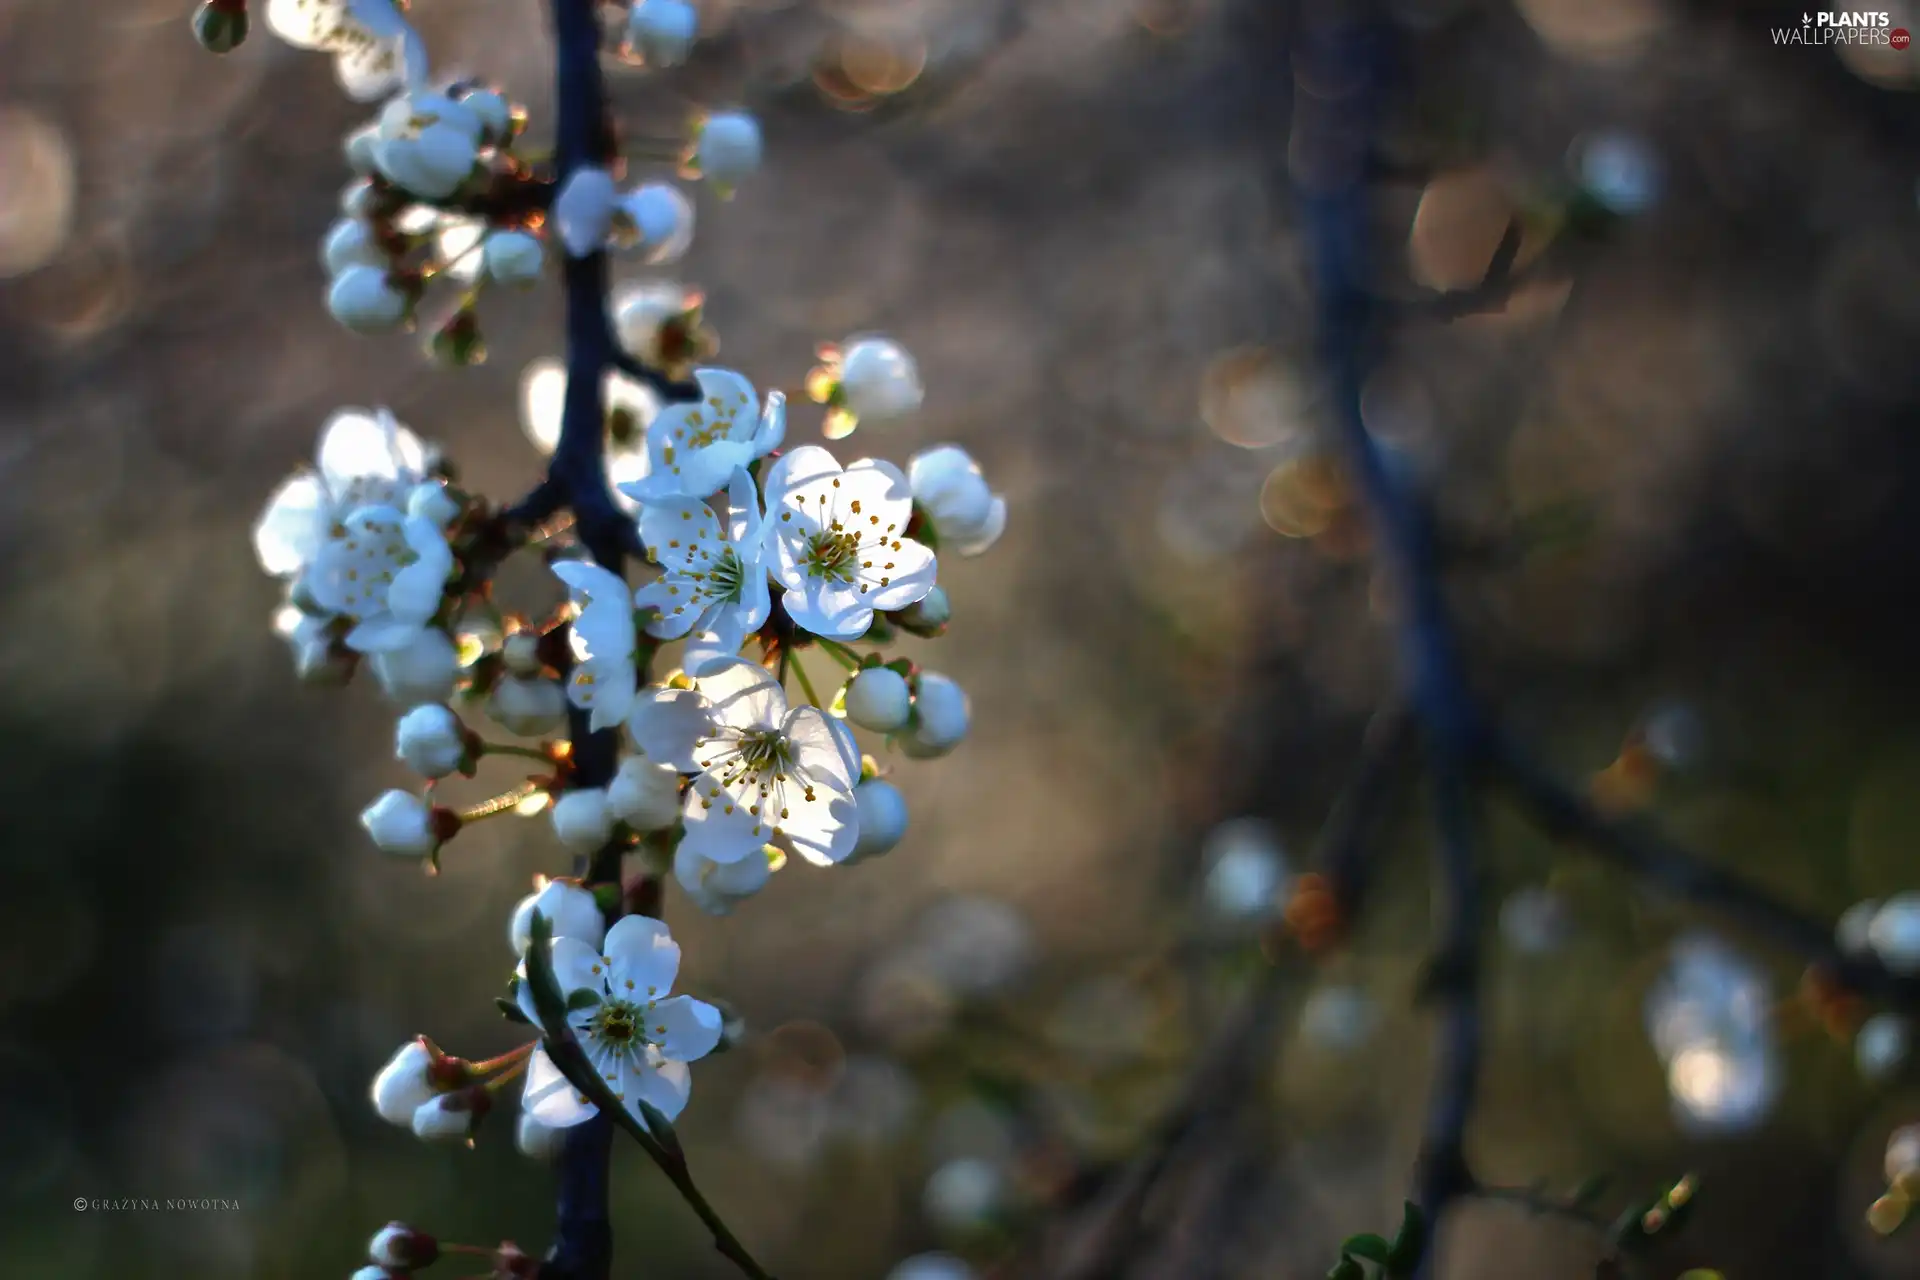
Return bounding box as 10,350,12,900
328,265,411,335
371,1038,441,1125
550,788,615,850
369,1222,439,1270
406,479,463,529
482,230,545,289
509,879,607,955
344,126,381,176
323,218,387,276
909,445,1005,557
501,632,544,678
894,586,949,637
626,0,698,67
844,667,912,732
360,789,458,857
456,88,513,142
395,703,472,779
900,671,969,758
192,0,248,54
371,627,462,704
839,337,923,425
613,183,694,264
690,111,761,192
412,1084,492,1143
849,779,908,862
607,755,682,831
554,166,617,258
490,674,566,735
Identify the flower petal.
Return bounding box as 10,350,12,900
639,496,724,575
253,472,329,576
628,686,711,772
774,776,859,867
629,1056,691,1129
603,915,681,998
862,537,937,613
549,935,613,1003
553,559,632,602
523,1046,597,1128
780,576,872,641
520,359,566,455
648,996,723,1062
785,706,854,793
693,658,786,732
344,615,423,653
677,778,768,864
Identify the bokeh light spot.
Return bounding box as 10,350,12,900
0,106,77,278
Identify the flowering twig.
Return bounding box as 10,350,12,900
523,911,777,1280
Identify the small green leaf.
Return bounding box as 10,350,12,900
1386,1201,1427,1273
636,1099,684,1162
565,987,603,1012
1341,1234,1391,1263
495,996,532,1024
1327,1259,1364,1280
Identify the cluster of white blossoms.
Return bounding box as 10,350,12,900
1642,934,1780,1134
232,0,1006,1165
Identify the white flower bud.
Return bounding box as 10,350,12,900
1858,1013,1910,1082
482,229,545,288
371,627,462,704
1870,893,1920,975
501,632,545,678
550,788,615,850
368,1222,439,1270
839,338,923,424
693,111,762,190
614,183,694,264
901,672,969,758
458,88,513,142
844,667,912,732
849,779,908,862
395,703,469,779
327,265,409,334
490,674,567,735
509,879,607,955
370,1039,438,1125
323,218,386,276
674,842,773,916
612,282,694,365
344,125,381,176
373,94,483,198
406,479,463,528
909,445,1005,557
626,0,698,67
516,1111,566,1160
607,755,682,831
360,789,442,857
554,166,617,258
412,1086,490,1142
894,586,950,637
340,177,380,218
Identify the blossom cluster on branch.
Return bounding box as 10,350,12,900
205,1,1007,1274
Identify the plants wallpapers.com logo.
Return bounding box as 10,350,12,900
1774,11,1913,46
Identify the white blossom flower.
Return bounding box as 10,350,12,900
554,166,618,258
395,703,470,778
458,88,513,142
674,842,774,916
552,560,643,730
521,916,724,1132
611,183,695,264
308,505,454,652
412,1087,489,1142
483,230,544,288
625,0,699,67
849,779,908,862
634,468,771,658
371,90,484,199
368,1222,437,1270
370,1038,440,1124
322,217,386,275
265,0,426,101
908,445,1006,557
607,754,683,832
360,789,445,857
551,788,616,851
843,666,911,732
510,879,607,956
253,407,429,586
370,626,461,703
812,337,923,438
1870,893,1920,975
689,111,762,192
521,359,658,512
516,1110,566,1160
763,445,937,640
900,671,968,758
623,368,784,503
629,658,858,867
489,675,567,736
328,264,410,333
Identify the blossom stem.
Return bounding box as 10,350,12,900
813,637,862,671
466,1041,537,1077
456,784,543,823
787,651,823,707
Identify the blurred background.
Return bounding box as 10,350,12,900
4,0,1920,1276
